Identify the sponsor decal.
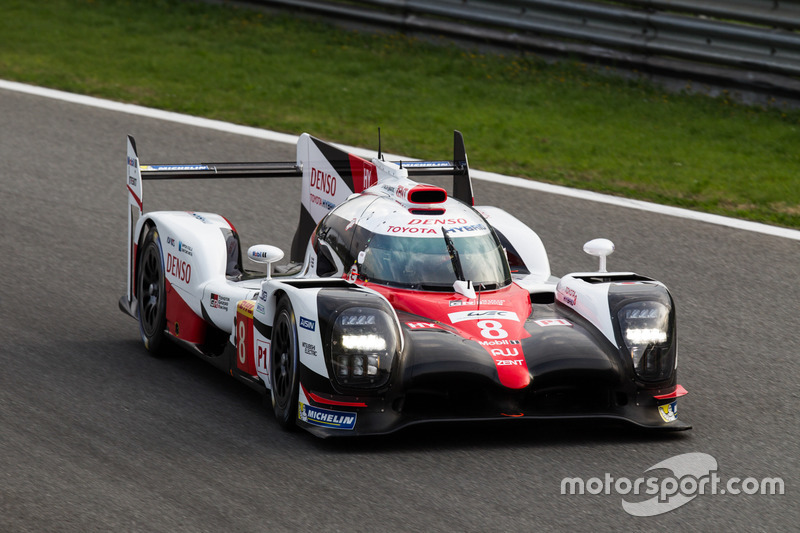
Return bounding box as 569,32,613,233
258,290,269,302
302,342,318,356
144,164,210,171
478,339,520,346
658,401,678,423
310,167,337,195
406,321,440,329
384,224,486,234
363,167,373,189
256,303,265,314
178,241,193,256
237,300,255,317
210,293,229,311
298,402,357,430
166,236,176,247
496,360,524,366
127,156,138,168
189,212,212,224
445,224,487,233
128,175,137,187
309,193,336,210
396,184,409,200
409,218,468,225
450,299,505,306
534,318,573,327
401,160,451,167
448,310,520,324
256,339,270,375
491,347,521,357
560,286,578,306
386,225,437,234
166,253,191,283
299,316,316,331
474,299,505,306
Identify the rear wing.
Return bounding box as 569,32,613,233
124,131,473,305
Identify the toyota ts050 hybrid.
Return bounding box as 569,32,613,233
119,131,689,437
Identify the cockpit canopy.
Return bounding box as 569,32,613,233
313,194,512,291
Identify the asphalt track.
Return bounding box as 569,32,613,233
1,86,798,532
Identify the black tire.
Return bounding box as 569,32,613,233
270,296,300,429
137,226,168,355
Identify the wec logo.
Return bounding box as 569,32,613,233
448,310,520,324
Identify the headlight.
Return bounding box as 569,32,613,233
618,301,675,381
330,307,397,388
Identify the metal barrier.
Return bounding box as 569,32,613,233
253,0,800,96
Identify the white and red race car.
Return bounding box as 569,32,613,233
120,131,689,437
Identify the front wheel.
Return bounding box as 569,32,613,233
270,296,300,428
137,226,168,355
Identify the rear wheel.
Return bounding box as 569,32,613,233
137,226,168,355
270,296,300,428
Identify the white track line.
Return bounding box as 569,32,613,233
3,79,799,241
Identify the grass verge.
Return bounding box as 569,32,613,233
1,0,798,228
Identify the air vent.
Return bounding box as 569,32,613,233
409,208,446,215
408,185,447,204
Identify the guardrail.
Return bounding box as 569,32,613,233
252,0,800,98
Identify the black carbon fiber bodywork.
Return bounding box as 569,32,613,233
295,289,690,438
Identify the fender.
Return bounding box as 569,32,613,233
555,272,677,384
253,278,404,388
475,206,558,295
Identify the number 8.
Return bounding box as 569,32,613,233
478,320,507,339
237,319,247,364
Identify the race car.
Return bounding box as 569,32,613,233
119,131,690,437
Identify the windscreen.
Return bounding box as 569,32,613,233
360,232,511,290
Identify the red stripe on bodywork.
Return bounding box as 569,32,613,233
128,185,143,211
367,283,533,390
220,214,238,233
302,384,368,407
348,154,377,193
653,384,688,400
165,279,206,343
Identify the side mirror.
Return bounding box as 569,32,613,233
583,238,615,273
247,245,284,280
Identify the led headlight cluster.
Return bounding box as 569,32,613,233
331,307,397,388
618,301,674,381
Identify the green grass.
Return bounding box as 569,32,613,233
2,0,799,228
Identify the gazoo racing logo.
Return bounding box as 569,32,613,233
166,253,191,283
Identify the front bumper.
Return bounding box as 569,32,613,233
296,381,691,438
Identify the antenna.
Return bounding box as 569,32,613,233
377,127,383,161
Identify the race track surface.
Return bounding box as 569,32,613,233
1,87,797,531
